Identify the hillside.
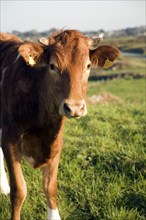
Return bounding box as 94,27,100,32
1,26,145,220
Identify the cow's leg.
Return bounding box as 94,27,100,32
43,151,61,220
0,147,10,194
2,142,27,220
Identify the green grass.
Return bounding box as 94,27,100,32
0,78,145,220
87,78,145,104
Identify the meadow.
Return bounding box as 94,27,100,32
0,55,145,220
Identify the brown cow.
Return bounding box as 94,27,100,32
0,30,119,220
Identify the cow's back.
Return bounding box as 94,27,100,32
0,32,22,42
0,33,22,128
0,33,22,75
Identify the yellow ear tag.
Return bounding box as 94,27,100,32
28,56,36,66
103,58,113,69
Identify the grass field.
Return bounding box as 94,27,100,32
0,76,145,219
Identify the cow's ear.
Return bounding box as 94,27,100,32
18,42,43,66
90,45,120,69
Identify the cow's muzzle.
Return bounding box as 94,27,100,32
59,99,87,118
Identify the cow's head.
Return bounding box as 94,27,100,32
18,30,119,118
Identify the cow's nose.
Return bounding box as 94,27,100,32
61,100,87,118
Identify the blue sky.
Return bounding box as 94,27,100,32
0,0,145,32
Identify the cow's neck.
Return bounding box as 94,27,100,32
20,114,65,168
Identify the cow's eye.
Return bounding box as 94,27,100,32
49,63,58,72
50,63,55,70
87,63,91,70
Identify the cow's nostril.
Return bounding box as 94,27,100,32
63,103,71,115
80,104,85,112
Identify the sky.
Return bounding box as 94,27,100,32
0,0,145,33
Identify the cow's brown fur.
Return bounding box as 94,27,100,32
0,30,119,220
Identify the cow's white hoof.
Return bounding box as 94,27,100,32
48,207,61,220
